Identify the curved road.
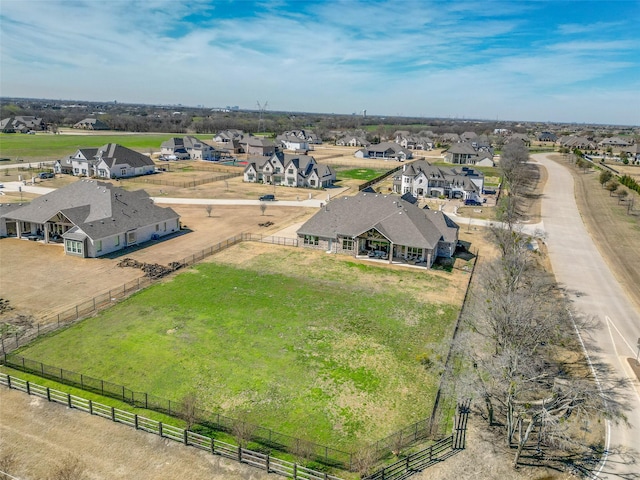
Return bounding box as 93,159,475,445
534,153,640,479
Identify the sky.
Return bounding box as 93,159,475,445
1,0,639,125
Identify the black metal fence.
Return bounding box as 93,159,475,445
131,172,241,188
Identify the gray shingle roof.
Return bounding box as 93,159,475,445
1,180,178,241
297,192,458,249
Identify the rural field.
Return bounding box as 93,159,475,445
13,243,468,450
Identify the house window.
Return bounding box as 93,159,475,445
96,240,102,252
74,168,79,174
310,180,316,186
126,231,136,244
247,174,255,181
98,169,107,177
65,239,83,255
342,239,354,250
163,222,167,231
115,235,120,246
303,235,319,246
275,167,281,173
120,168,126,176
288,168,294,174
156,224,159,231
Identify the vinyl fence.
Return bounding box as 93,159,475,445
0,372,343,480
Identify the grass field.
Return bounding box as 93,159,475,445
16,245,463,450
0,133,211,163
335,168,390,182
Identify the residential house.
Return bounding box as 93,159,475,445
161,136,221,161
395,134,434,150
621,144,640,163
598,137,632,148
537,131,558,142
440,133,461,144
506,133,531,146
460,132,478,142
283,129,322,144
276,134,310,152
0,180,180,258
296,191,459,268
557,136,596,150
393,160,484,201
55,143,155,178
336,135,369,147
443,142,494,165
242,135,277,156
355,142,413,161
0,116,46,133
244,152,335,188
214,129,244,143
73,118,110,130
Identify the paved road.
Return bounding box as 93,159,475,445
534,153,640,479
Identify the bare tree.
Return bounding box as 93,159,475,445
231,413,257,449
259,202,267,216
179,391,200,430
460,222,626,468
205,204,213,217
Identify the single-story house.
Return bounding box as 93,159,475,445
598,137,632,148
73,118,110,130
336,135,369,147
393,160,484,201
297,191,459,268
537,132,558,142
55,143,155,178
244,152,335,188
557,136,596,150
0,116,47,133
355,142,413,161
0,180,180,258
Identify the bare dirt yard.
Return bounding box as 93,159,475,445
0,204,316,321
0,388,271,480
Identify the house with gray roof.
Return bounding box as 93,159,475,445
55,144,155,178
242,135,277,156
244,152,335,188
0,180,180,258
355,142,413,161
297,191,459,268
1,116,46,133
443,142,494,166
393,160,484,201
73,118,110,130
161,136,221,161
276,134,310,152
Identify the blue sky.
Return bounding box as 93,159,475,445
1,0,639,125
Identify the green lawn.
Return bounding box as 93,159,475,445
0,133,211,163
17,248,460,450
335,168,390,182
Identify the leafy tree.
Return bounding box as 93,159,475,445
606,179,619,196
598,170,613,187
617,188,629,204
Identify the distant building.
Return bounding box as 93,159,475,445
244,152,335,188
0,116,46,133
73,118,110,130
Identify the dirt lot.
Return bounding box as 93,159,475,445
0,204,316,321
0,388,271,480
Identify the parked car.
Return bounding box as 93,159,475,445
259,194,276,201
38,172,54,179
464,199,482,206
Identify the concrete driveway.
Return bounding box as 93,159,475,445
535,153,640,479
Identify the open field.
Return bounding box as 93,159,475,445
15,244,467,449
0,132,212,163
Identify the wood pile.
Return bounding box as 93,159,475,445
117,258,185,279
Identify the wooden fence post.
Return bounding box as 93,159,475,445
46,387,50,401
238,447,242,462
159,422,163,437
134,414,138,429
111,406,115,421
211,438,215,454
6,375,10,389
184,429,188,445
293,463,297,479
266,454,270,472
67,393,72,408
89,400,93,415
